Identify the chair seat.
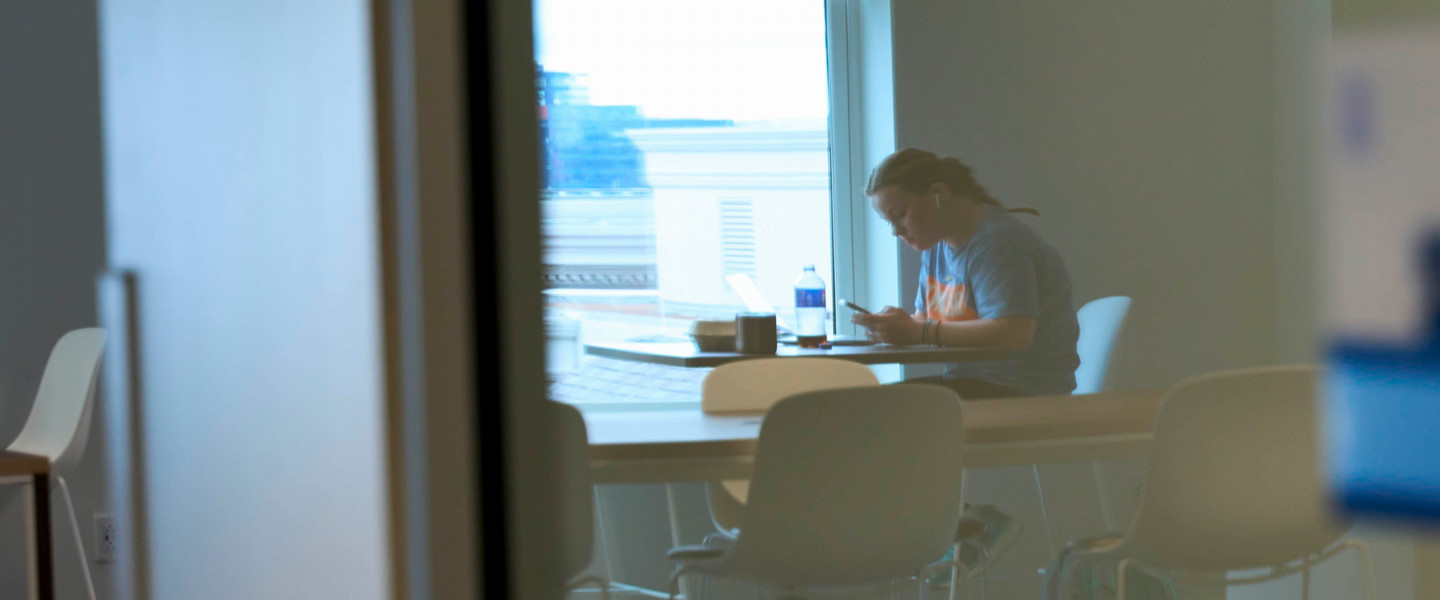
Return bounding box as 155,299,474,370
667,545,727,561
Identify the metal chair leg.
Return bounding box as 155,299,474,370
1032,465,1058,560
669,565,692,600
566,574,612,600
1346,540,1378,600
1116,558,1132,600
55,476,98,600
1301,557,1311,600
1090,461,1116,533
946,542,961,600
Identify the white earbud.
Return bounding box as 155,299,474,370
934,194,942,209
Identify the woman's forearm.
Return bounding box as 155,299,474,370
931,316,1036,351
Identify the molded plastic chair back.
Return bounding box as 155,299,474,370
701,357,881,527
701,357,880,414
546,400,596,583
725,384,964,588
8,328,107,473
1074,296,1131,394
1126,366,1348,571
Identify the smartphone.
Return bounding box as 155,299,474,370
840,299,871,315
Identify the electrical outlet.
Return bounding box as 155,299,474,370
94,514,115,563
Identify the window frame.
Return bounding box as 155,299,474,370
827,0,864,340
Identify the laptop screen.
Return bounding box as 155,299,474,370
725,273,795,332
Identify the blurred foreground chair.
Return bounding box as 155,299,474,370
548,400,610,600
667,384,968,600
699,357,881,541
3,328,107,600
1045,366,1376,600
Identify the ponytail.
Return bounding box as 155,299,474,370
865,149,1039,216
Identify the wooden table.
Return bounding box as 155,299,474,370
1,451,53,600
585,388,1165,483
583,341,1006,368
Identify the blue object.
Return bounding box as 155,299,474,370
1326,232,1440,522
1327,342,1440,521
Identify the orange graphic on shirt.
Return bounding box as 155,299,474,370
923,276,979,322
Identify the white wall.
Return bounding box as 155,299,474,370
1274,0,1330,364
0,1,111,598
890,1,1280,391
880,3,1344,597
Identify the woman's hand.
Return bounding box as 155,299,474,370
851,307,924,345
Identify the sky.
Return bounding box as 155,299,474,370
534,0,830,122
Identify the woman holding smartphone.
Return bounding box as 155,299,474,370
852,147,1080,399
851,148,1083,585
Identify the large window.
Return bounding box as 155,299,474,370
538,0,846,404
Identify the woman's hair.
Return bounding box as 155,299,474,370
864,148,1039,216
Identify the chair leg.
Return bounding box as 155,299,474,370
1032,465,1057,559
566,575,612,600
56,476,98,600
665,484,700,600
1345,540,1379,600
1116,560,1183,600
963,557,979,600
593,488,617,584
1301,557,1310,600
1090,461,1115,533
1116,558,1131,600
946,542,960,600
669,565,690,600
1047,545,1103,600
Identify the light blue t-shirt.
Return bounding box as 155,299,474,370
914,205,1079,395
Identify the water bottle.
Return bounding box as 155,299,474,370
793,265,828,348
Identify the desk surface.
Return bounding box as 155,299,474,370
585,388,1166,482
584,341,1006,368
0,450,49,477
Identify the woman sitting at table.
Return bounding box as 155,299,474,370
852,147,1080,400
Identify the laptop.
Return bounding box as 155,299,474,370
724,273,873,346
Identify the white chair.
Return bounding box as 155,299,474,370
1045,366,1377,600
1073,296,1131,396
5,328,107,600
667,384,968,600
1074,297,1132,532
547,400,611,600
699,358,880,538
1031,296,1132,560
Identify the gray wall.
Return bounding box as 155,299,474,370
890,0,1280,390
0,1,111,599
